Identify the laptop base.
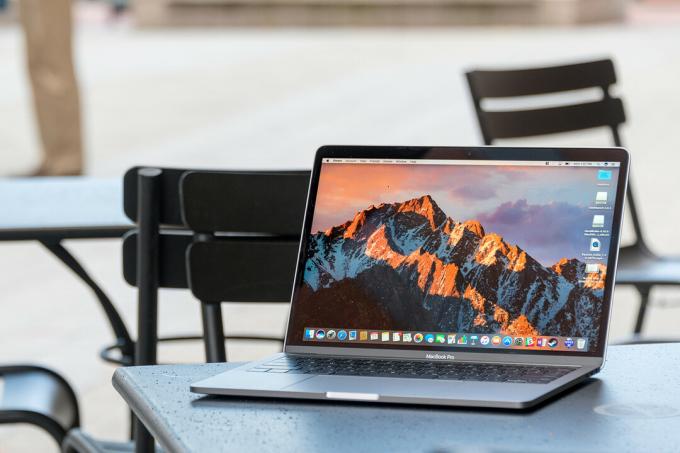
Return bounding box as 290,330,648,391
191,353,597,410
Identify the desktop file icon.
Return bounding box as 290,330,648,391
598,170,612,180
590,238,602,252
592,215,605,228
585,263,600,273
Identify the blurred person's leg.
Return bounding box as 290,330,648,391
111,0,128,16
19,0,83,176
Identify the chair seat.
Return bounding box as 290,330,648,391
616,245,680,286
0,365,79,446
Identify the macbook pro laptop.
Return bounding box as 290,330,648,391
192,145,629,409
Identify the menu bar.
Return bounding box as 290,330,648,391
322,158,620,168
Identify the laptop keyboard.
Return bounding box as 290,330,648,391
248,356,576,384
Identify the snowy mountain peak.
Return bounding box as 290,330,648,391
343,210,368,239
462,219,485,238
396,195,446,229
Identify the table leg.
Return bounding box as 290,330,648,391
634,285,652,335
134,419,155,453
38,238,135,363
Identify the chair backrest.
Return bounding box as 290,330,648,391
121,167,310,365
182,170,309,363
465,58,645,247
122,167,194,296
181,170,309,303
466,59,626,145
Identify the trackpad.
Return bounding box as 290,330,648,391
285,375,491,401
286,375,416,397
192,370,314,393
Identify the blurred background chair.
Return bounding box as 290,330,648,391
64,167,309,452
465,58,680,337
0,365,79,447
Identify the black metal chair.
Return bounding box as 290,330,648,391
180,170,309,363
64,167,309,453
0,365,79,447
465,58,680,335
119,168,309,363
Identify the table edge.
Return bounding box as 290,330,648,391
113,368,190,453
0,225,132,241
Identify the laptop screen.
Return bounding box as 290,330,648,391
288,156,622,355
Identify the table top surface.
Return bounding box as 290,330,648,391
0,177,132,240
113,344,680,453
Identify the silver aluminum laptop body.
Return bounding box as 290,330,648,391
192,145,629,409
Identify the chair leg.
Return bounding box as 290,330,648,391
634,286,652,335
201,302,227,363
135,168,162,453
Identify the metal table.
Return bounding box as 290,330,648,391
113,343,680,453
0,177,134,362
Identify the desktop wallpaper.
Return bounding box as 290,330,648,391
293,163,619,348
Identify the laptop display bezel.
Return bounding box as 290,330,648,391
284,145,629,365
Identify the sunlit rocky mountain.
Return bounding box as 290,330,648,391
294,195,605,344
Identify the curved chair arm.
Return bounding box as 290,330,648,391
0,364,79,446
